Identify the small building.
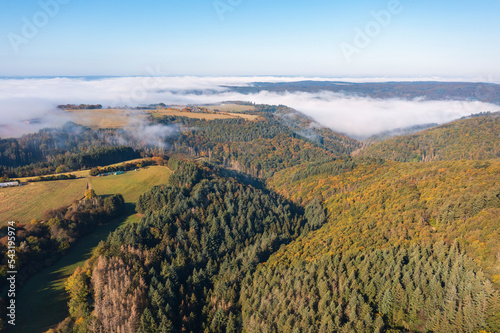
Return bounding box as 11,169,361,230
0,181,20,188
114,171,125,175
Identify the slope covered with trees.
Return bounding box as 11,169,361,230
154,110,357,178
0,191,125,295
358,113,500,162
269,159,500,279
265,158,500,331
58,160,328,332
0,104,359,180
53,157,500,333
2,103,500,333
242,243,499,332
156,105,359,158
0,123,144,178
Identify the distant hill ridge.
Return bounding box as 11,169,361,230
229,81,500,105
358,112,500,162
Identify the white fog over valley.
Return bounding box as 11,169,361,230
0,76,498,138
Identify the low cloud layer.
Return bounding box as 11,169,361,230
123,119,179,149
203,91,496,138
0,76,498,138
0,98,71,138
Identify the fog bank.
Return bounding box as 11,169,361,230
0,77,498,138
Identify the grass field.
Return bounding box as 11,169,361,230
0,179,87,225
204,103,256,113
146,108,241,120
65,109,147,128
90,165,171,203
65,106,258,128
0,160,166,226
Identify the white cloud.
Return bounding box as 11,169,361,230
0,76,498,138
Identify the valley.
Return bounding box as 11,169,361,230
0,103,499,333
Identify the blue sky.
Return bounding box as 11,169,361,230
0,0,499,78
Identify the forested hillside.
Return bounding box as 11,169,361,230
158,104,360,158
0,123,143,178
154,106,359,178
52,156,500,333
58,159,328,332
359,113,500,162
269,159,500,279
265,158,500,331
0,104,358,180
243,243,498,332
2,103,499,333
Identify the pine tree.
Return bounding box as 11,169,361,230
381,289,393,315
